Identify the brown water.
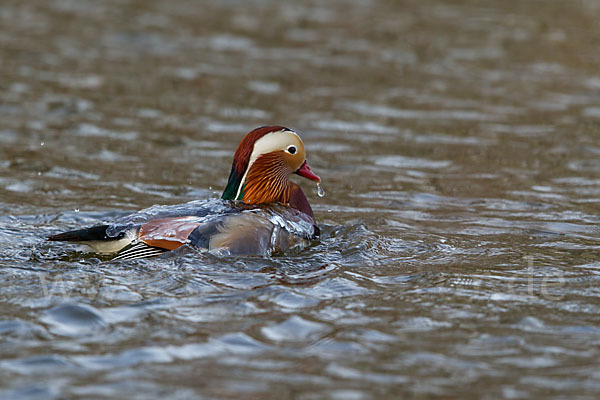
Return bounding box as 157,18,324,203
2,0,600,398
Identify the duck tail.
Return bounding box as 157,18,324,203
48,225,114,242
48,225,138,255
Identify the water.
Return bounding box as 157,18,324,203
2,0,600,398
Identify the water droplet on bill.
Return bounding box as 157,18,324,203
316,182,325,197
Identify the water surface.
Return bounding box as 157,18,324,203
2,0,600,398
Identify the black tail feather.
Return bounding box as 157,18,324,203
48,225,123,242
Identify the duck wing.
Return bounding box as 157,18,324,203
192,206,317,256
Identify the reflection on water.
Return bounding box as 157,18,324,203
2,0,600,398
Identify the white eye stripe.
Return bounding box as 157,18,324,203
250,130,298,162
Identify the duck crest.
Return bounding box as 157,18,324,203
222,125,291,201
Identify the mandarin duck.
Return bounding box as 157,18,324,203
48,126,321,260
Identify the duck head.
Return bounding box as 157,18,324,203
222,126,320,214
